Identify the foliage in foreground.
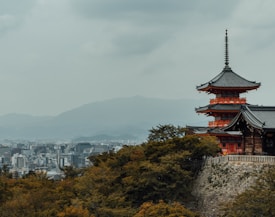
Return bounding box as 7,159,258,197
0,125,220,217
133,200,199,217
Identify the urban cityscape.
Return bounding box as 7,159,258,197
0,139,126,179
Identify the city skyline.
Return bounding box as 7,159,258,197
0,1,274,116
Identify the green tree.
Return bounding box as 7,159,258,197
147,124,186,142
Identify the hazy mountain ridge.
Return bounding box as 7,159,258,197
0,113,52,127
0,96,208,140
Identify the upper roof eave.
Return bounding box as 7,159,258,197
197,66,261,92
197,30,261,93
197,85,260,92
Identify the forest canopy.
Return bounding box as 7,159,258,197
0,125,220,217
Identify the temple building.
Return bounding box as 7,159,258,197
188,30,272,155
196,30,260,128
224,105,275,155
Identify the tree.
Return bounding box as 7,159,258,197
0,177,11,204
61,166,84,179
180,135,220,159
147,124,186,142
0,173,75,217
133,200,199,217
78,129,220,215
0,125,220,217
0,165,11,178
57,206,93,217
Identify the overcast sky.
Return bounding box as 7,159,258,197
0,0,275,116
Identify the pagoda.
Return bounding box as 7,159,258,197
195,30,261,154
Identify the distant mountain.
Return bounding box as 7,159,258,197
0,96,209,140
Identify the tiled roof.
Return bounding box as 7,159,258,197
195,104,242,113
225,105,275,130
197,66,260,92
186,125,242,136
186,126,210,134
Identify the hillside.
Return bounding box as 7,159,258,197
0,132,220,217
0,96,208,140
1,128,274,216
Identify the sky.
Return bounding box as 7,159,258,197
0,0,275,116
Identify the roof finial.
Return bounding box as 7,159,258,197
225,29,229,66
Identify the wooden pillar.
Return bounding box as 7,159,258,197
252,129,255,155
242,132,245,154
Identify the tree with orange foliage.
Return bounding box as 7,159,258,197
57,205,94,217
134,200,199,217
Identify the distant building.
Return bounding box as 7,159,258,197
0,146,11,165
12,153,28,169
75,142,92,154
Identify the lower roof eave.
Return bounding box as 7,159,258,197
209,132,242,137
198,86,260,93
196,109,240,114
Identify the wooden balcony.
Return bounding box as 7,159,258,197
208,120,231,127
210,97,246,104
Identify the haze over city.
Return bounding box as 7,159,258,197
0,0,275,116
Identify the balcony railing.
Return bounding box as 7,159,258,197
210,97,246,104
205,155,275,165
208,120,231,127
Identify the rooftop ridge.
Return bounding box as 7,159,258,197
242,105,264,128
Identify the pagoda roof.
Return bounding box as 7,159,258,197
186,126,210,134
196,103,242,114
196,30,260,93
197,66,260,93
208,128,242,136
186,125,242,136
225,105,275,131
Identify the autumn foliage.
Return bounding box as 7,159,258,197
134,200,199,217
0,125,220,217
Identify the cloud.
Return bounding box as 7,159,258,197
0,14,16,32
0,0,274,117
69,0,240,58
71,0,191,19
0,0,35,34
71,0,238,22
0,0,34,14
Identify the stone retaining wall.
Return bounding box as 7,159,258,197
192,156,275,217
